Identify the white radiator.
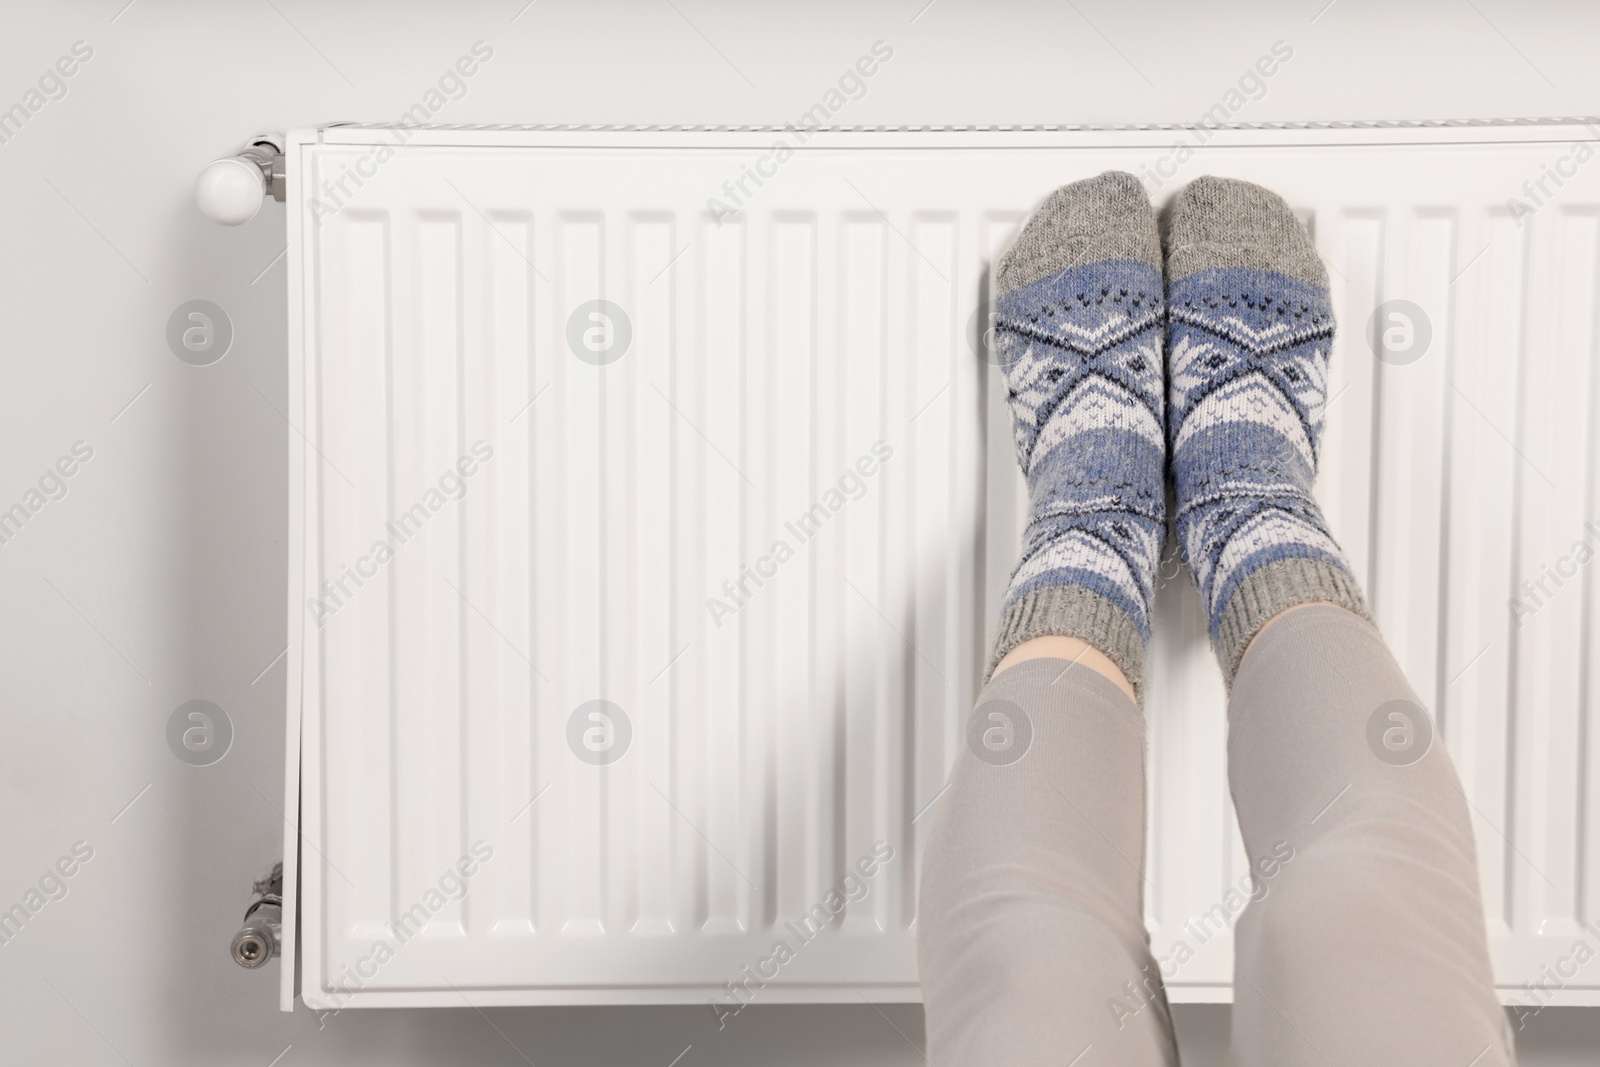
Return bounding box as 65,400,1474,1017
278,121,1600,1010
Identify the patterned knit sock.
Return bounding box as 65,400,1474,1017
989,171,1166,698
1165,176,1369,683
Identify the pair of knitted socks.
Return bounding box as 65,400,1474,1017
989,172,1365,695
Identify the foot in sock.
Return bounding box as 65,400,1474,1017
1164,176,1369,683
989,171,1166,698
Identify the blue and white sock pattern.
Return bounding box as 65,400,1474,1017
990,255,1166,693
1165,178,1369,680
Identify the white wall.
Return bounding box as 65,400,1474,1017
1,1,1597,1063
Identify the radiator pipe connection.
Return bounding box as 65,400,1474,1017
196,133,285,225
231,862,284,969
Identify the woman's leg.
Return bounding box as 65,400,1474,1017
1161,176,1514,1064
1227,604,1514,1065
918,171,1174,1064
918,653,1177,1066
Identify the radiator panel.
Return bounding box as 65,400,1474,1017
284,125,1600,1008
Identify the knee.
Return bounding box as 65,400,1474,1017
1237,821,1491,980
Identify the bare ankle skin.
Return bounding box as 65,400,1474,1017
992,635,1136,703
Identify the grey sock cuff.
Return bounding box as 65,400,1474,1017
988,585,1146,700
1215,557,1371,685
997,171,1161,293
1162,175,1326,288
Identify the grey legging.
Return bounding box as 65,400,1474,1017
917,604,1516,1065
